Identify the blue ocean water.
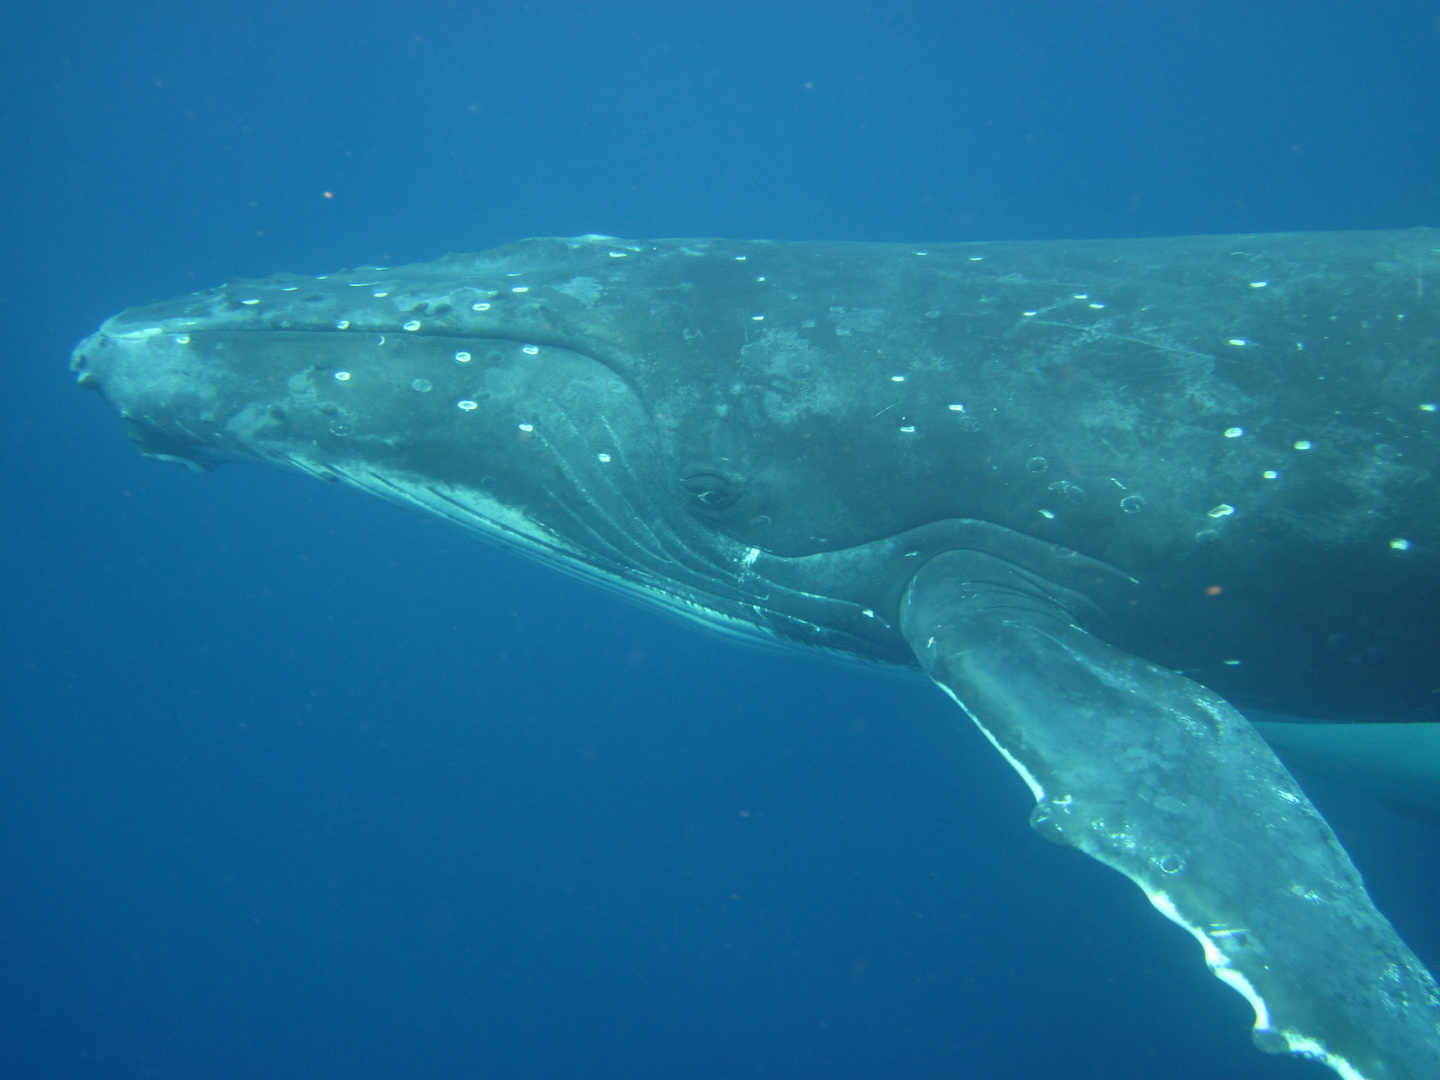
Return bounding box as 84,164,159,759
2,3,1437,1078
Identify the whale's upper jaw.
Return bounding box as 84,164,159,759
72,324,238,472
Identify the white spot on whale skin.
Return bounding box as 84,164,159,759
241,299,259,305
522,345,539,355
456,400,478,411
608,251,628,258
471,302,491,311
403,320,421,331
891,375,906,382
1224,427,1244,438
1293,440,1313,450
174,334,190,344
518,423,534,433
334,371,351,381
899,425,916,433
372,291,388,298
335,319,350,329
1228,338,1248,346
596,453,611,463
1420,403,1437,412
1263,470,1279,479
1390,538,1412,550
1208,504,1235,518
410,378,432,392
511,286,529,293
1250,281,1268,288
454,351,471,363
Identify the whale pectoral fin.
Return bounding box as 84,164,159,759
900,549,1440,1080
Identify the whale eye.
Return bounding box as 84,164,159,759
681,472,742,510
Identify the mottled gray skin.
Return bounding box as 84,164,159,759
73,231,1440,1078
80,231,1440,715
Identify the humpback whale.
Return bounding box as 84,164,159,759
72,230,1440,1078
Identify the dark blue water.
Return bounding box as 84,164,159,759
2,4,1437,1078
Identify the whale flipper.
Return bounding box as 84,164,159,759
899,549,1440,1079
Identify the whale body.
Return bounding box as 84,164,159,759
73,230,1440,1078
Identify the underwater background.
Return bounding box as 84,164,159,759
2,3,1438,1077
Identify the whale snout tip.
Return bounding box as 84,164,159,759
69,332,105,388
69,325,229,473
